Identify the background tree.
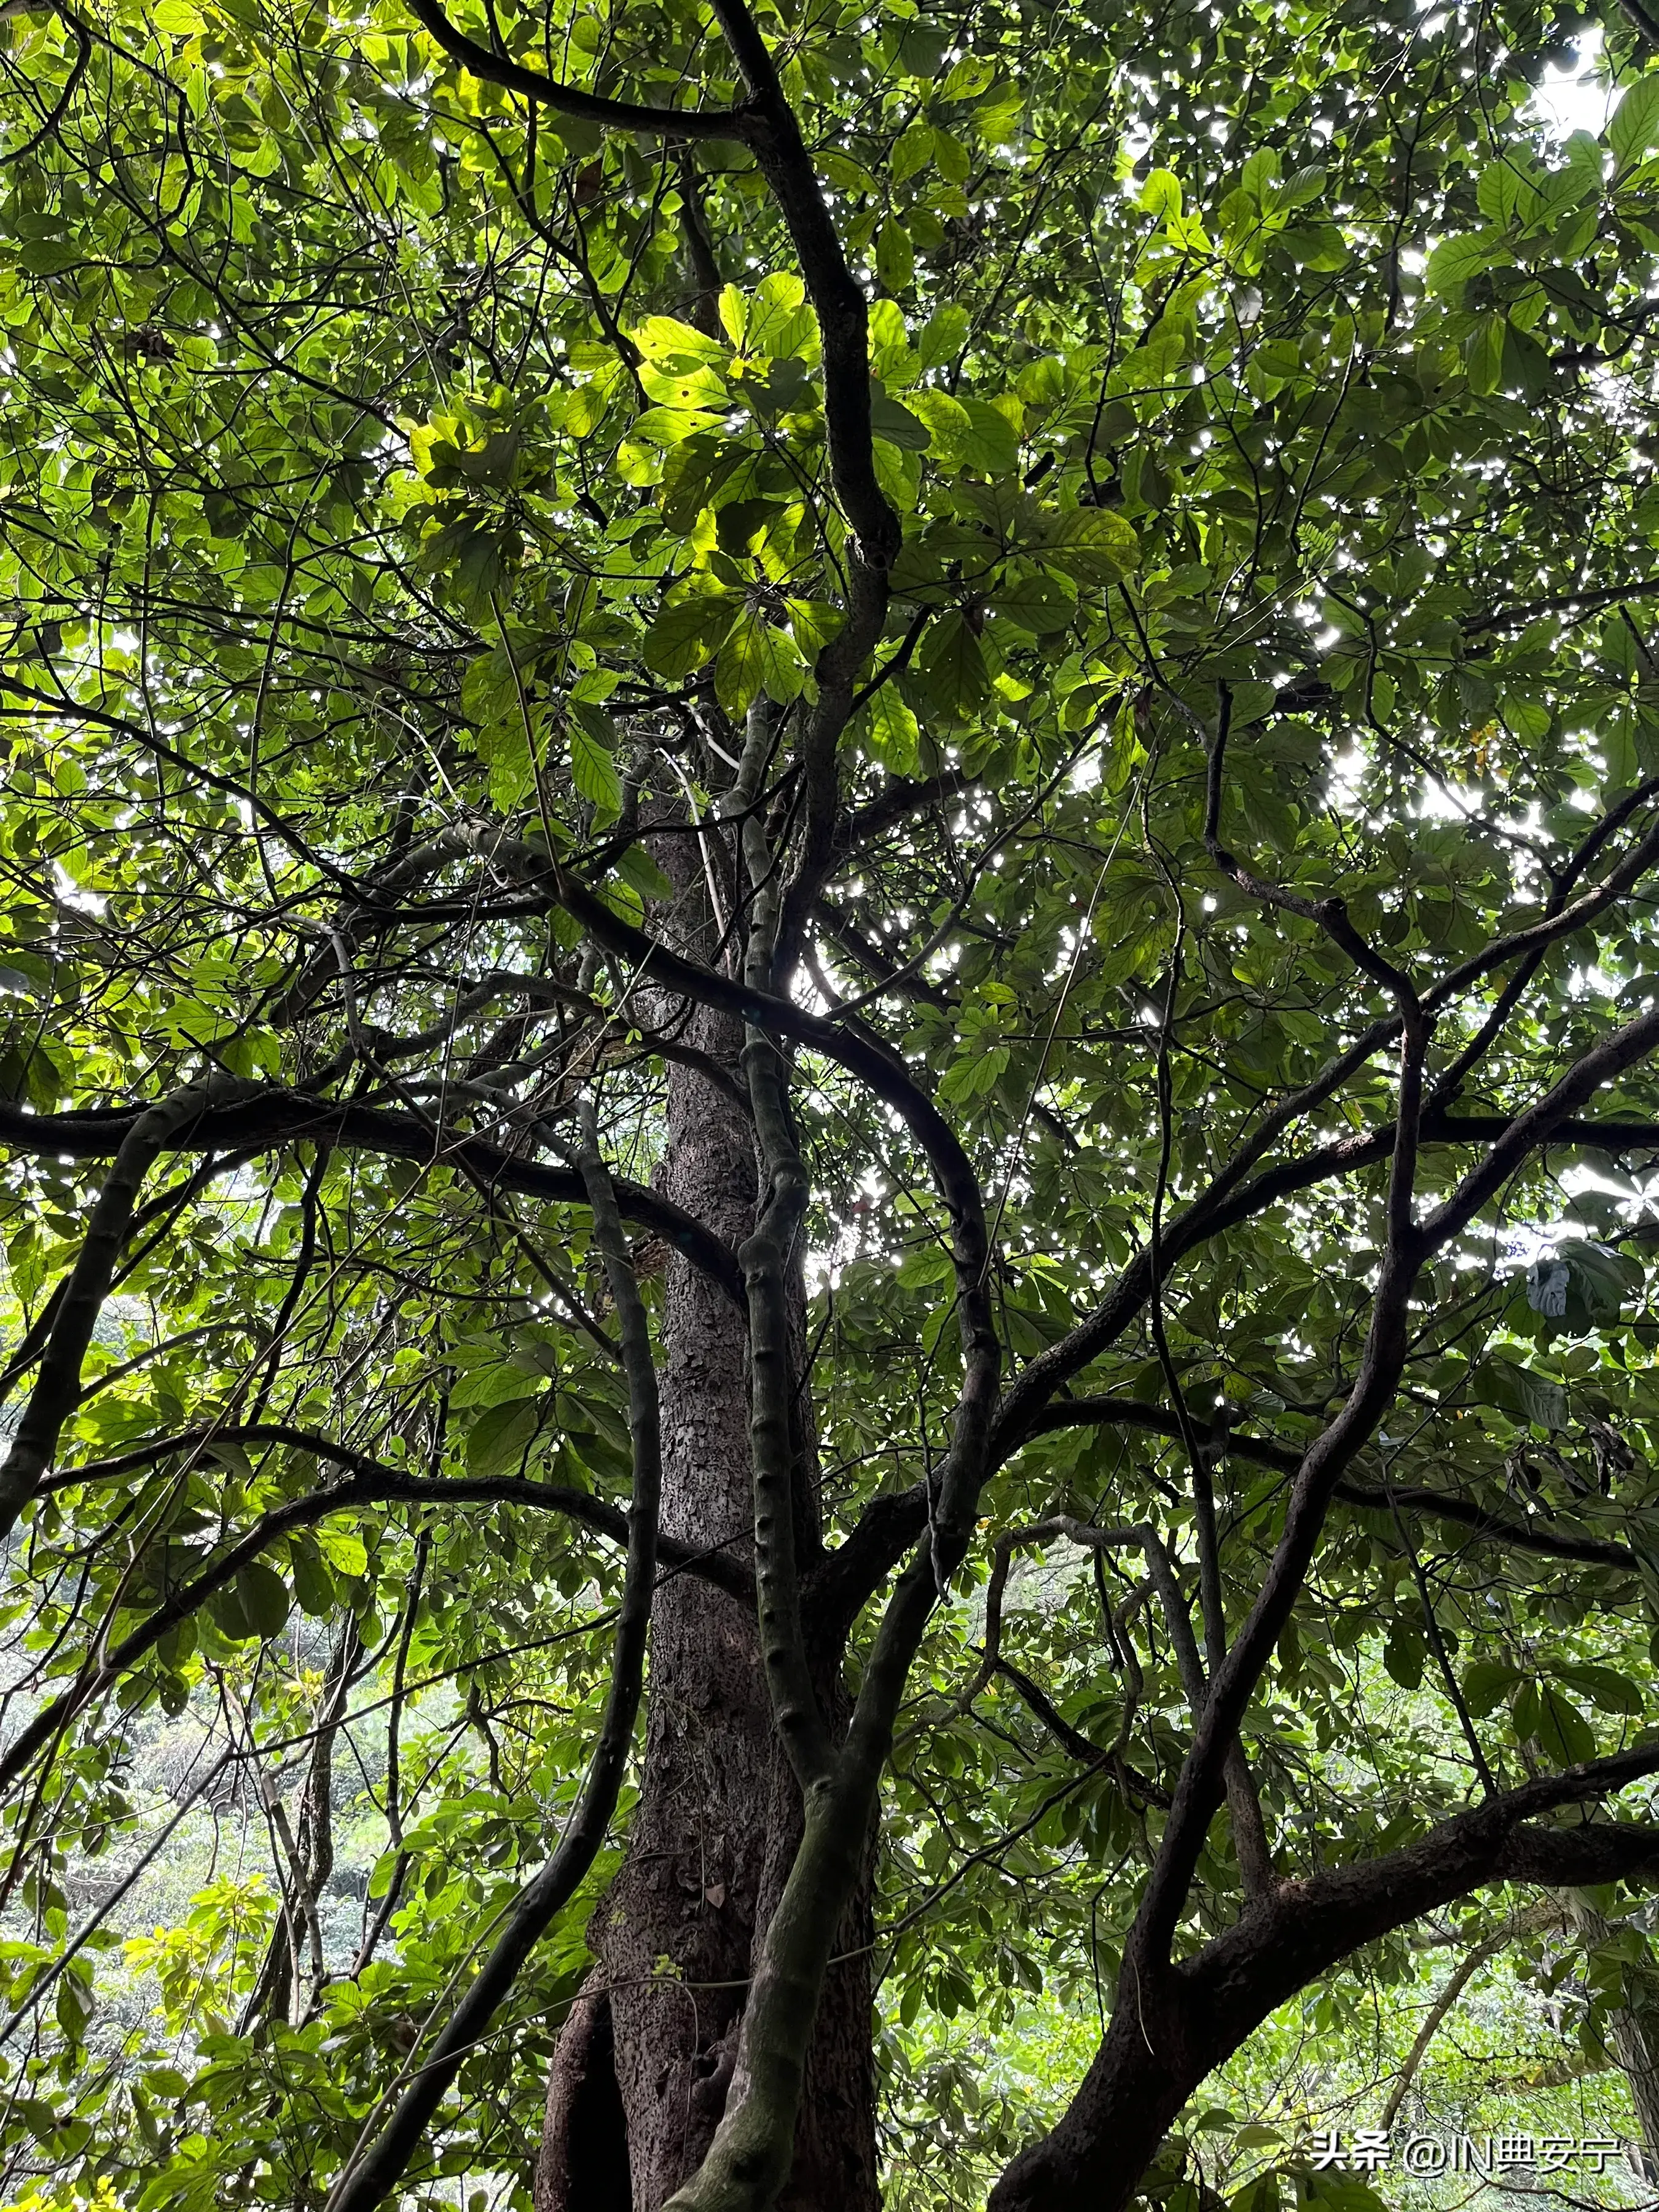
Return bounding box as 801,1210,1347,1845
9,0,1659,2209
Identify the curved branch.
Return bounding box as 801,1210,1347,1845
405,0,755,140
0,1089,743,1306
989,1102,1659,1467
37,1425,748,1608
2,4,89,168
477,842,996,1418
828,1371,1640,1639
989,1747,1659,2212
0,1073,255,1544
1192,1744,1659,2047
704,0,895,568
1025,1395,1640,1573
1378,1912,1551,2130
0,1448,742,1797
1131,1002,1659,1979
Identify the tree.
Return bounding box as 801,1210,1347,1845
9,0,1659,2205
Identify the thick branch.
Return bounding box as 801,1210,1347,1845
703,0,895,568
1191,1753,1659,2058
0,1090,743,1306
406,0,754,139
838,769,974,855
989,1750,1659,2212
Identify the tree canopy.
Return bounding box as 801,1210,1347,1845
9,0,1659,2205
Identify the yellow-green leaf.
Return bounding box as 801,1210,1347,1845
1041,508,1140,586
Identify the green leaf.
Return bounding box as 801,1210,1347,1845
290,1538,335,1619
18,241,82,275
56,1977,88,2045
990,560,1077,635
1041,507,1140,586
1500,693,1551,742
731,272,815,361
917,611,989,716
643,590,740,678
568,702,622,815
868,299,916,384
212,1559,291,1643
1553,1662,1643,1716
466,1397,541,1477
876,218,916,294
871,385,929,450
1502,318,1550,402
1524,1682,1597,1767
918,305,969,372
1139,168,1182,219
711,609,767,715
908,387,975,466
891,122,935,184
939,51,995,100
865,687,921,772
1477,156,1540,227
958,398,1019,478
1465,313,1505,396
1424,231,1500,296
1472,1353,1568,1430
616,843,674,900
1232,2171,1280,2212
629,406,718,449
1463,1659,1524,1717
630,314,728,367
714,608,805,713
1382,1617,1424,1691
785,598,844,657
1609,74,1659,167
316,1527,368,1580
1302,2173,1388,2212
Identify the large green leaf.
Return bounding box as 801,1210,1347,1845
1041,508,1140,586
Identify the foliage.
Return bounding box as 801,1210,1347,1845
9,0,1659,2203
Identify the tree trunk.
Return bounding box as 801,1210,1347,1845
536,855,879,2212
986,1961,1239,2212
1567,1894,1659,2178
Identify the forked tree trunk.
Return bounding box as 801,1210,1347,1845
535,849,879,2212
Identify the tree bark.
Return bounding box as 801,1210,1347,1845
536,841,878,2212
1567,1892,1659,2178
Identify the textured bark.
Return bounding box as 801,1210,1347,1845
989,1779,1659,2212
1567,1894,1659,2177
535,1987,632,2211
592,1021,773,2211
536,836,879,2212
751,1735,880,2212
